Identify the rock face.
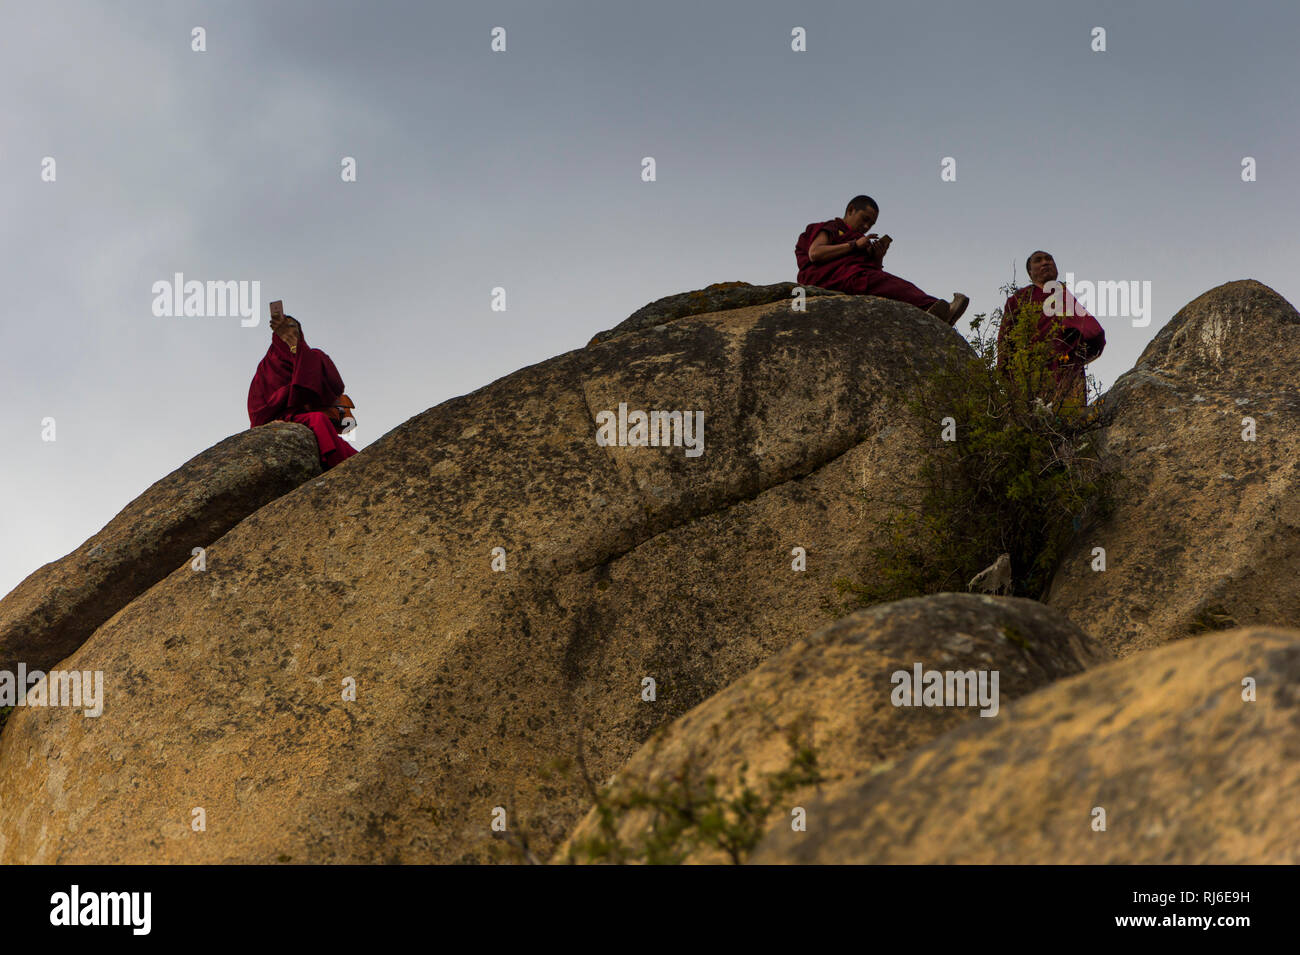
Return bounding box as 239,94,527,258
556,593,1109,862
751,627,1300,864
0,421,321,676
1046,280,1300,656
587,281,840,346
0,293,963,864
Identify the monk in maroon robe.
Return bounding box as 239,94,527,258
795,194,968,325
248,313,358,469
998,250,1106,405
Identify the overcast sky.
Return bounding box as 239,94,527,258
3,0,1297,599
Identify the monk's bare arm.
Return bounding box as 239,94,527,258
808,231,865,264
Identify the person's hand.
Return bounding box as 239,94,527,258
865,234,892,261
271,314,300,350
855,233,879,253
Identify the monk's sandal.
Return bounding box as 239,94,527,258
947,293,969,326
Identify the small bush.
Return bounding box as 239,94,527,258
1188,605,1237,634
559,723,825,865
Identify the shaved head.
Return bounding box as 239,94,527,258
846,194,879,216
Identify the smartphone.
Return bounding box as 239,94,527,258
269,300,284,322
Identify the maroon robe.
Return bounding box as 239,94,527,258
248,332,358,468
794,218,938,309
998,283,1106,394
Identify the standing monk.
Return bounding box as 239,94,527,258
795,195,968,325
248,310,358,469
998,251,1106,406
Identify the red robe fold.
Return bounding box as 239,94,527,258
796,218,867,288
794,218,937,309
248,332,357,468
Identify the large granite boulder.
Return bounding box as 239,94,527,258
0,293,963,864
587,281,841,346
555,593,1109,863
0,421,322,676
751,626,1300,864
1047,280,1300,656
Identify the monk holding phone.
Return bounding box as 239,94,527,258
248,301,358,469
796,195,968,325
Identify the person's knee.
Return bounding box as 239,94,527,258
298,411,331,429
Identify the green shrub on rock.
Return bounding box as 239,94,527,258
841,282,1118,604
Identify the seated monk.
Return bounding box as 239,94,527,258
998,250,1106,406
795,194,968,325
248,312,358,470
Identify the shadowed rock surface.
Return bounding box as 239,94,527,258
751,626,1300,864
1047,280,1300,656
0,294,962,864
0,421,322,676
587,281,841,346
555,593,1110,863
